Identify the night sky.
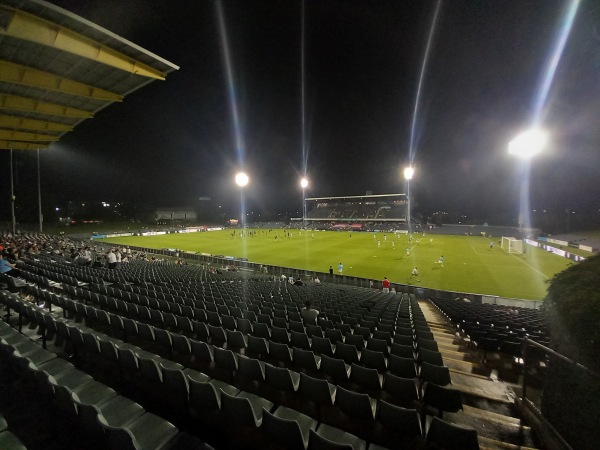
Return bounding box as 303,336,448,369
2,0,600,224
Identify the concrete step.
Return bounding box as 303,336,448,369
418,299,541,448
445,405,538,448
479,435,539,450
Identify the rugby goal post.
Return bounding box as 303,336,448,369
501,236,524,254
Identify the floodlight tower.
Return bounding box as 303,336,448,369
508,129,547,231
404,166,414,234
300,177,308,227
235,171,249,228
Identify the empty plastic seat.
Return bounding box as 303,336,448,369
213,347,238,373
390,343,415,359
220,389,274,427
247,335,270,358
344,333,365,350
335,385,376,420
422,382,463,418
426,416,480,450
311,336,334,357
324,328,344,343
99,411,179,450
226,330,248,350
252,322,271,339
293,347,321,373
366,338,388,355
265,364,300,392
349,363,382,390
415,337,438,352
269,341,293,364
388,355,417,379
381,373,419,408
299,373,336,411
263,405,318,450
238,355,266,383
360,348,387,372
420,362,451,386
371,330,392,345
335,342,360,365
308,424,366,450
371,400,423,448
321,355,351,382
236,317,253,334
291,331,312,350
418,348,444,366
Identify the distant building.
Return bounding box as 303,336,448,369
155,207,197,222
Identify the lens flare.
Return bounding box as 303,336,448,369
215,1,245,164
408,0,442,164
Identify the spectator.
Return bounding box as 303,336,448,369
382,276,390,293
106,249,117,269
300,300,319,325
0,253,17,276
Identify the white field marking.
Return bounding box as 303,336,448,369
509,253,549,280
469,243,480,255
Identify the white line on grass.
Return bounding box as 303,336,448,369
509,253,549,280
469,243,480,255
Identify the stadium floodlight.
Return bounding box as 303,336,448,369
403,166,415,181
300,177,309,189
235,171,249,187
508,129,548,159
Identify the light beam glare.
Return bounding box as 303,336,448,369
516,1,579,293
301,0,308,176
215,1,245,164
408,0,442,164
216,0,248,285
532,0,580,126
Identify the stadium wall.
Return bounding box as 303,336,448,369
525,238,586,262
429,224,538,238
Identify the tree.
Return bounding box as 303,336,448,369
542,255,600,450
545,253,600,371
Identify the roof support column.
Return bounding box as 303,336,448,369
10,149,16,235
37,149,43,233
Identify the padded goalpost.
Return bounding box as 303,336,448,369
501,236,524,254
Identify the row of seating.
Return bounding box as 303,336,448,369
2,290,478,449
27,285,452,392
430,298,549,361
0,412,26,450
26,255,385,314
430,297,549,338
46,284,449,376
8,253,478,446
0,308,210,450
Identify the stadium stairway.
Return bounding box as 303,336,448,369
418,300,539,450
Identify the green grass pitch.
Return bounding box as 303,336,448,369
100,229,573,300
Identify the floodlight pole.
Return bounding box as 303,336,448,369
302,188,306,226
404,167,414,234
10,149,16,235
508,130,547,234
235,172,249,230
37,149,43,233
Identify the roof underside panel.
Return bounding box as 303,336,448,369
0,0,179,150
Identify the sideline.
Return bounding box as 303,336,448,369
509,252,549,280
469,242,480,256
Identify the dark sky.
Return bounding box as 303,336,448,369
3,0,600,223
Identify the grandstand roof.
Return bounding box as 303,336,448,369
0,0,179,150
306,193,407,201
